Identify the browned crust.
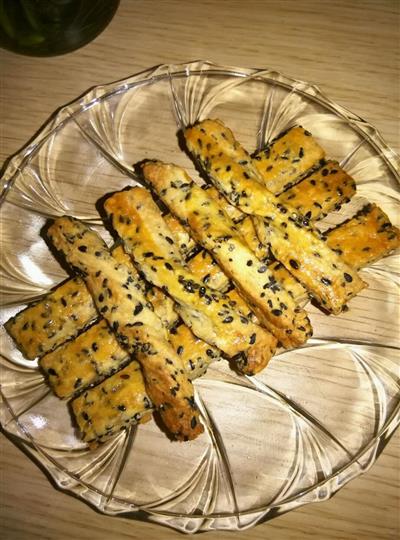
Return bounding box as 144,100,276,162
4,277,96,359
252,126,326,194
185,119,366,314
47,216,203,441
104,187,277,373
279,160,356,220
326,204,400,269
142,160,311,347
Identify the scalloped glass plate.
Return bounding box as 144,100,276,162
1,60,399,534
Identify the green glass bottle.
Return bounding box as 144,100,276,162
0,0,120,57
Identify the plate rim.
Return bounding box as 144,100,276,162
1,59,399,531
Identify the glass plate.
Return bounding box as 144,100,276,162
1,60,399,534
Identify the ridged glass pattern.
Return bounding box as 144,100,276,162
0,61,399,533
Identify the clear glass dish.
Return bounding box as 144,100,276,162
0,60,399,534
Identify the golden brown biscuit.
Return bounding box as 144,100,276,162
185,119,366,314
41,316,219,400
4,277,96,360
252,126,326,194
279,160,356,221
142,161,311,348
326,204,400,269
40,320,128,399
47,216,203,441
71,360,151,443
104,187,277,374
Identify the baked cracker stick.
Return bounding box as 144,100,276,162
252,126,326,194
326,203,400,269
71,360,151,444
142,161,311,348
40,240,219,400
40,320,129,399
71,326,219,444
104,188,277,375
278,160,357,221
39,241,218,399
4,277,96,359
40,317,218,400
4,245,144,361
8,202,394,370
40,245,219,400
47,216,203,441
185,119,366,314
254,203,400,305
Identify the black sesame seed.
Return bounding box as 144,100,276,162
321,277,332,286
344,272,353,283
249,333,256,345
112,321,119,331
289,259,299,270
133,303,143,316
222,316,234,324
203,273,211,284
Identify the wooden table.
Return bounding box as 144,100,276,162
1,1,399,538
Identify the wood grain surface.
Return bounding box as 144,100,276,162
1,1,399,538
